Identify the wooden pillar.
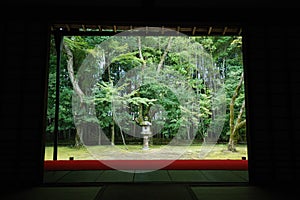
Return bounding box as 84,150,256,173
53,30,63,160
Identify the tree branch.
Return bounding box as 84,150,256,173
138,36,146,68
157,37,173,74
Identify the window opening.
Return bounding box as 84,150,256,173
44,25,247,173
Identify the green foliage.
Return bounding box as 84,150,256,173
46,34,246,145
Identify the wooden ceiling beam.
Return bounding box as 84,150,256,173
50,24,241,36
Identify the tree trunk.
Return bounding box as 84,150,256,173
63,42,85,103
138,36,146,69
156,37,173,74
63,42,86,147
111,121,115,145
228,72,246,152
134,36,174,146
75,126,83,147
119,127,128,150
187,126,191,140
135,37,146,126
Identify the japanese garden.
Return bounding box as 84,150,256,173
45,27,247,161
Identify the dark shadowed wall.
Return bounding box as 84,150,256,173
0,0,299,187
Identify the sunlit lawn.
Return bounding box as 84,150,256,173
44,143,247,160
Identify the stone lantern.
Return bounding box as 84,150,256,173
140,117,152,150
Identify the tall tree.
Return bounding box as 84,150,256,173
228,72,246,151
63,40,85,146
63,37,104,147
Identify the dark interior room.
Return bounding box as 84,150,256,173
1,1,299,199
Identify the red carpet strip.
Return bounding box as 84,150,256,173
44,160,248,171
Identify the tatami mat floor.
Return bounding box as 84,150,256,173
43,169,249,185
3,170,295,200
